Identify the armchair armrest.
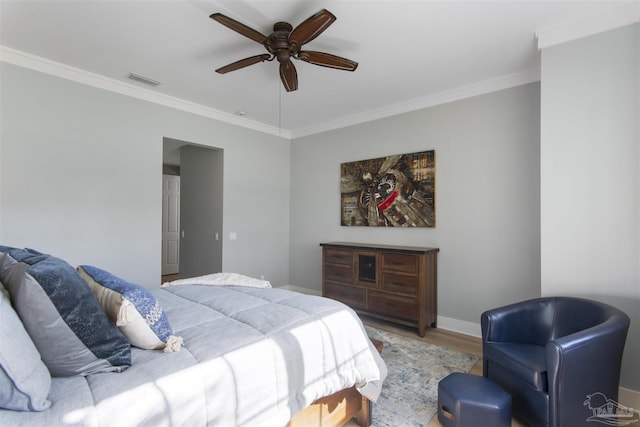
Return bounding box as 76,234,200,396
481,298,555,345
545,315,629,426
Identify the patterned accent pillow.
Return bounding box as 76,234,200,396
78,265,181,351
0,250,131,377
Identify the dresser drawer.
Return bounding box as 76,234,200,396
324,282,366,309
324,248,353,266
381,273,418,296
368,291,418,321
381,253,418,274
324,264,353,284
321,242,438,337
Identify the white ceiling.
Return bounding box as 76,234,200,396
1,1,638,138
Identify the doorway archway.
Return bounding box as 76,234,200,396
162,137,223,279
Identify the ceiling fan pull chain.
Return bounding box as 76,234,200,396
278,82,282,135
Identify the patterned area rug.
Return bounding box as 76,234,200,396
365,326,480,427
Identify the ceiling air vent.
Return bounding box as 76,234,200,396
127,72,161,86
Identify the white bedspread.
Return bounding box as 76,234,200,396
0,285,386,427
162,272,271,288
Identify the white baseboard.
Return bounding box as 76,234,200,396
619,387,640,414
436,315,482,338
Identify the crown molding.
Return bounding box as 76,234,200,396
2,45,539,141
0,46,291,139
535,2,640,49
3,2,637,143
290,67,541,139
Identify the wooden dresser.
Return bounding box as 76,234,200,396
320,242,439,336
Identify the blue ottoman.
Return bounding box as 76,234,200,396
438,372,511,427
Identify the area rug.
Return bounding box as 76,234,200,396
365,326,480,427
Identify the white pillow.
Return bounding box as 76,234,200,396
78,265,182,352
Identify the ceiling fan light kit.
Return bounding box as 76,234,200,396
210,9,358,92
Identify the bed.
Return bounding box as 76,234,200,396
0,247,387,427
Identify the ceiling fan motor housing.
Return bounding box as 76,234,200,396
268,22,296,63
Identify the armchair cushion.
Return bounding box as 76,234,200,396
483,342,547,392
482,299,561,346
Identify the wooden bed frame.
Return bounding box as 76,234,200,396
287,386,372,427
286,338,383,427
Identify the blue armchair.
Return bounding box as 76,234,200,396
481,297,629,427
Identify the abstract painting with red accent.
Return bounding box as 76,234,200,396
341,150,435,227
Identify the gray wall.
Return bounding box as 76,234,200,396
290,83,542,335
0,62,291,287
540,23,639,391
179,145,223,278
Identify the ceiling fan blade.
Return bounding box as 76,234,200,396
210,13,268,45
279,60,298,92
289,9,336,47
215,54,272,74
297,51,358,71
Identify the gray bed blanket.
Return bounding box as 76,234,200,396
1,285,386,427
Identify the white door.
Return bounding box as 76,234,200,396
162,174,180,275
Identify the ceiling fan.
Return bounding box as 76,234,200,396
210,9,358,92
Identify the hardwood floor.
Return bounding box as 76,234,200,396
161,273,179,283
359,316,528,427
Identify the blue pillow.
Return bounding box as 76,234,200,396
78,265,181,351
0,250,131,377
0,277,52,412
5,248,49,265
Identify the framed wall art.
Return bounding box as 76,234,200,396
341,150,435,227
